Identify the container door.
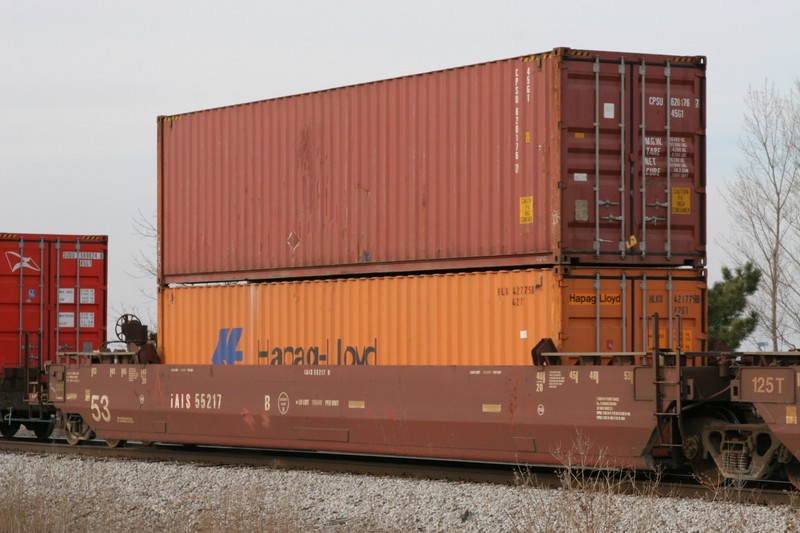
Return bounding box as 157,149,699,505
0,237,46,368
48,238,108,357
559,268,706,354
559,55,705,266
633,271,707,353
559,271,628,354
560,57,629,262
630,59,706,265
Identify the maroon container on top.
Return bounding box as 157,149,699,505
0,233,108,369
158,47,706,285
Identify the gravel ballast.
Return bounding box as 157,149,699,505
0,451,797,532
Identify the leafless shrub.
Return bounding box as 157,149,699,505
509,431,672,533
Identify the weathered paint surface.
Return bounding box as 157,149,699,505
159,267,706,366
158,48,706,284
49,363,657,468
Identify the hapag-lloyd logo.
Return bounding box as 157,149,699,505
212,328,244,365
211,327,378,366
4,251,40,273
568,293,622,305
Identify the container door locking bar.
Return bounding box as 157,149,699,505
639,61,674,259
593,57,628,259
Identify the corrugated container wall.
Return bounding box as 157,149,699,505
0,234,108,367
159,267,706,366
158,48,706,285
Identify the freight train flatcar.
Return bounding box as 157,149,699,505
45,316,800,488
0,233,108,439
29,48,800,489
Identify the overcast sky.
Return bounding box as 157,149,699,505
2,1,799,336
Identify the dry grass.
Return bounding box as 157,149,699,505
509,432,669,533
2,441,800,532
0,457,291,533
0,457,86,533
508,431,800,533
0,456,413,533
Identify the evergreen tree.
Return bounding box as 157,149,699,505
708,263,762,350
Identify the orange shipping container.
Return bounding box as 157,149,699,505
159,268,706,366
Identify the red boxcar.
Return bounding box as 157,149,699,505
0,233,108,369
159,47,706,285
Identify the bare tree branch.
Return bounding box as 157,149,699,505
724,78,800,350
118,209,158,332
130,209,157,280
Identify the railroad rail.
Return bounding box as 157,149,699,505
0,435,794,507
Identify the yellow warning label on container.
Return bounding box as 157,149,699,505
679,329,694,351
519,196,533,224
787,405,797,425
646,329,694,351
575,132,585,139
482,404,502,413
568,293,621,306
525,131,531,143
672,187,690,215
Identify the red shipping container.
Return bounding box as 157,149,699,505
158,47,706,285
0,234,108,369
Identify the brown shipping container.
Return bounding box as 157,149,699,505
158,47,706,284
159,267,706,366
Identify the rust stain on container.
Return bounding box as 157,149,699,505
158,48,706,284
159,267,706,366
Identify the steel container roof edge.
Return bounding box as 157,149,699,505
0,233,108,243
159,48,705,119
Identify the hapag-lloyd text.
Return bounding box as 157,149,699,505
211,327,379,366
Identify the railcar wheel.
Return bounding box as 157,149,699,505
0,421,20,439
64,425,81,446
63,414,88,446
31,420,55,441
785,463,800,490
690,456,725,487
682,418,727,488
105,439,126,448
